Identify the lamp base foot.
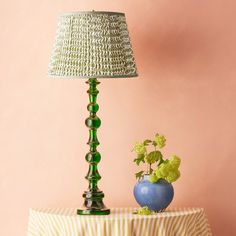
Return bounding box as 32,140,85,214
77,208,110,215
77,190,110,215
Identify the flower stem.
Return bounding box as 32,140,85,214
149,163,152,174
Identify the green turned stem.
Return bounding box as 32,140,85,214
77,78,110,215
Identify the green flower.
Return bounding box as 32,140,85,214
137,206,152,215
149,173,158,183
169,155,181,168
133,142,146,155
166,169,180,183
154,134,166,149
157,163,169,177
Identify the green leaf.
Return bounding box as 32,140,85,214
137,206,152,215
135,171,144,180
145,151,162,164
143,139,152,146
133,154,145,165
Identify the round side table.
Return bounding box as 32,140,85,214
27,207,212,236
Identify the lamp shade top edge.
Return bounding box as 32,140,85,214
60,11,125,16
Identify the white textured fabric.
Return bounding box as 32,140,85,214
27,208,212,236
49,11,138,78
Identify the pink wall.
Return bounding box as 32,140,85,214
1,0,236,235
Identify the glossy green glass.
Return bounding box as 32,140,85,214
77,78,110,215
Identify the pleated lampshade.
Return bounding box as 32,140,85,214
48,11,138,78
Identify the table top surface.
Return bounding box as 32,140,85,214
30,207,205,218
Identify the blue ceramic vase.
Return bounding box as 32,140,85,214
133,175,174,212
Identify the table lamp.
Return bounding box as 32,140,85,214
48,11,138,215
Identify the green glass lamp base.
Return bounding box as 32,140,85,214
77,78,110,216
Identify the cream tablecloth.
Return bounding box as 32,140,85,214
27,207,212,236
